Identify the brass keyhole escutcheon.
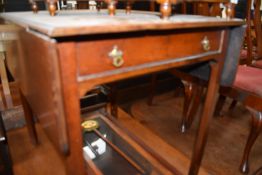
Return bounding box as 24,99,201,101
108,45,124,68
201,36,211,51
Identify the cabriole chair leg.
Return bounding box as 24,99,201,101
240,111,262,174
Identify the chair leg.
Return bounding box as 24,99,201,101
181,81,194,133
240,111,262,174
253,166,262,175
19,90,38,145
173,85,184,98
186,85,204,128
181,83,204,133
147,73,157,106
214,95,226,117
109,83,118,118
228,100,238,111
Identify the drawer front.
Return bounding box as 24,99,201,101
77,30,223,76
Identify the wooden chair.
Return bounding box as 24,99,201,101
218,65,262,174
0,25,23,175
225,0,262,111
0,25,38,145
182,0,259,120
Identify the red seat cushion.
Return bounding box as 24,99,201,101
233,65,262,96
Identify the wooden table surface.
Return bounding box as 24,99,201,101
1,10,243,37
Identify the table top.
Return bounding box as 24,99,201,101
1,10,244,37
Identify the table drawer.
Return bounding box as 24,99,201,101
77,30,223,76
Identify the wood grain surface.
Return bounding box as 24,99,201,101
0,10,244,37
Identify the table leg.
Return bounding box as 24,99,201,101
58,43,86,175
19,90,38,145
189,62,220,175
147,73,157,106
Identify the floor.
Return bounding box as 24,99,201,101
127,92,262,175
6,91,262,175
7,124,66,175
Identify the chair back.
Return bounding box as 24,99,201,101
182,0,234,18
193,1,227,17
184,0,259,65
238,0,261,65
253,0,262,60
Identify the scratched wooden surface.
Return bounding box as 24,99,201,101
0,10,244,37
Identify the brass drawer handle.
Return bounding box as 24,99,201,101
108,45,124,68
201,36,211,51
